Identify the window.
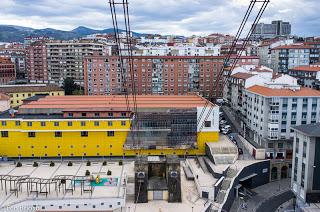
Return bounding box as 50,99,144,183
278,143,284,149
41,121,46,126
28,132,36,137
94,121,99,126
1,131,8,137
303,141,307,157
268,143,274,148
121,121,126,126
121,112,126,117
295,137,299,153
81,131,88,137
1,121,6,126
94,112,100,117
108,121,113,126
204,121,211,127
68,113,73,117
15,121,20,126
81,121,86,126
107,131,115,137
54,122,59,126
68,121,72,126
55,131,62,137
27,122,32,127
82,113,87,117
108,112,113,117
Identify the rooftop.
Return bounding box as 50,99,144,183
272,44,313,50
246,85,320,97
230,72,255,80
290,65,320,72
0,84,64,94
292,123,320,137
19,94,213,110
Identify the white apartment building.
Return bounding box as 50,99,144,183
46,41,105,86
243,84,320,160
291,123,320,206
126,45,221,56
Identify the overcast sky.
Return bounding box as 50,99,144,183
0,0,319,36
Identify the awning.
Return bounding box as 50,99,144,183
239,173,257,182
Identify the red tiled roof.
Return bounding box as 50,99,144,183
272,44,313,50
19,95,214,110
231,72,255,80
0,93,10,100
246,85,320,97
290,65,320,72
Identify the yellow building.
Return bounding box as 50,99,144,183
0,95,219,158
0,84,64,108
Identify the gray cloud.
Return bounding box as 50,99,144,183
0,0,319,36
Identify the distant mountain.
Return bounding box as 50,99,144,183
0,25,146,42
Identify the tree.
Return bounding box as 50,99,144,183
63,78,77,95
63,78,84,95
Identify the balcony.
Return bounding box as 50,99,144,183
269,114,280,123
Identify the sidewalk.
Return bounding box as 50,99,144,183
230,178,291,212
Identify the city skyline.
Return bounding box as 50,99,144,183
0,0,319,36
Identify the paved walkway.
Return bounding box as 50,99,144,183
230,178,291,212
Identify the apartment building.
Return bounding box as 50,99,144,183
291,123,320,206
0,57,16,85
124,45,221,56
46,41,104,86
243,85,320,159
83,55,225,99
288,64,320,90
26,41,48,81
0,84,64,107
0,48,27,80
271,44,320,73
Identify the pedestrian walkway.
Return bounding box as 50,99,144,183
229,178,291,212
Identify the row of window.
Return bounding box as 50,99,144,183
1,120,126,127
67,112,127,117
1,131,115,138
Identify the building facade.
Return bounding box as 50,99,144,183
26,41,48,81
0,84,65,107
291,123,320,206
0,93,10,112
243,85,320,159
83,55,225,99
46,41,104,86
288,65,320,90
0,95,219,158
0,57,16,85
271,44,320,73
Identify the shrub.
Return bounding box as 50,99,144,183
86,161,91,166
102,161,107,166
107,170,112,175
33,162,39,167
16,161,22,167
50,161,55,167
67,161,73,166
85,170,90,176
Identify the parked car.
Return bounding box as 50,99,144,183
238,148,243,155
220,120,227,125
223,125,231,130
222,128,231,134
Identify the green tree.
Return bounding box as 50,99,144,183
63,78,76,95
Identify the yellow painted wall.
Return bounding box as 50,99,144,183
8,90,65,107
0,119,219,158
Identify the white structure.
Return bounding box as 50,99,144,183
126,44,221,56
291,123,320,207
